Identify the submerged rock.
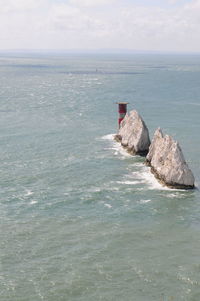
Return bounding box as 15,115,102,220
146,128,195,189
115,110,151,156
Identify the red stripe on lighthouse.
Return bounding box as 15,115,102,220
116,102,129,127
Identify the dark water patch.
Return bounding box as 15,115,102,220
0,109,17,113
0,64,56,69
60,70,144,75
146,65,167,69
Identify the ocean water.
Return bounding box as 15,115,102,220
0,53,200,301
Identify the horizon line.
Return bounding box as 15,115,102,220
0,49,200,55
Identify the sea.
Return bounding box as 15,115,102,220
0,52,200,301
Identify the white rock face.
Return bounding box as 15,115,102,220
116,110,150,155
146,128,195,189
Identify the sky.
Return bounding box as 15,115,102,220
0,0,200,52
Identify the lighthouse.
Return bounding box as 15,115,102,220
116,102,129,128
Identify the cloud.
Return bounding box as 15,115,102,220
0,0,46,13
46,4,101,32
0,0,200,51
114,2,200,51
69,0,117,7
168,0,184,4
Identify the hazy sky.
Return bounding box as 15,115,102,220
0,0,200,52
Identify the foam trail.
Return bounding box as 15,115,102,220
133,166,188,191
116,180,141,185
112,144,132,158
30,200,38,205
167,193,187,198
104,203,112,209
25,190,34,196
139,199,152,204
140,167,171,190
101,134,186,191
125,165,178,191
101,133,132,158
101,134,115,140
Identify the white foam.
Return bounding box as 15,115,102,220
131,163,144,167
135,167,188,191
65,155,76,162
104,203,112,208
106,186,120,191
140,168,171,190
110,141,132,158
101,133,132,158
132,166,171,190
101,134,187,191
167,193,177,198
167,192,188,198
25,190,34,196
127,166,173,190
139,199,152,204
101,133,115,141
30,200,38,205
89,187,101,192
112,145,132,158
116,180,141,185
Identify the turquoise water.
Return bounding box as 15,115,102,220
0,53,200,301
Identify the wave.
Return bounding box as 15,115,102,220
30,200,38,205
101,133,190,192
25,190,34,196
116,180,141,185
101,133,133,158
139,199,152,204
104,203,112,209
101,133,115,141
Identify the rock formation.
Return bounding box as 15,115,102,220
115,110,151,156
146,128,195,189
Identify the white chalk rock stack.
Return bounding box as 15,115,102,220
115,110,151,156
146,128,195,189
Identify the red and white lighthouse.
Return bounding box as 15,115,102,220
116,102,129,127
